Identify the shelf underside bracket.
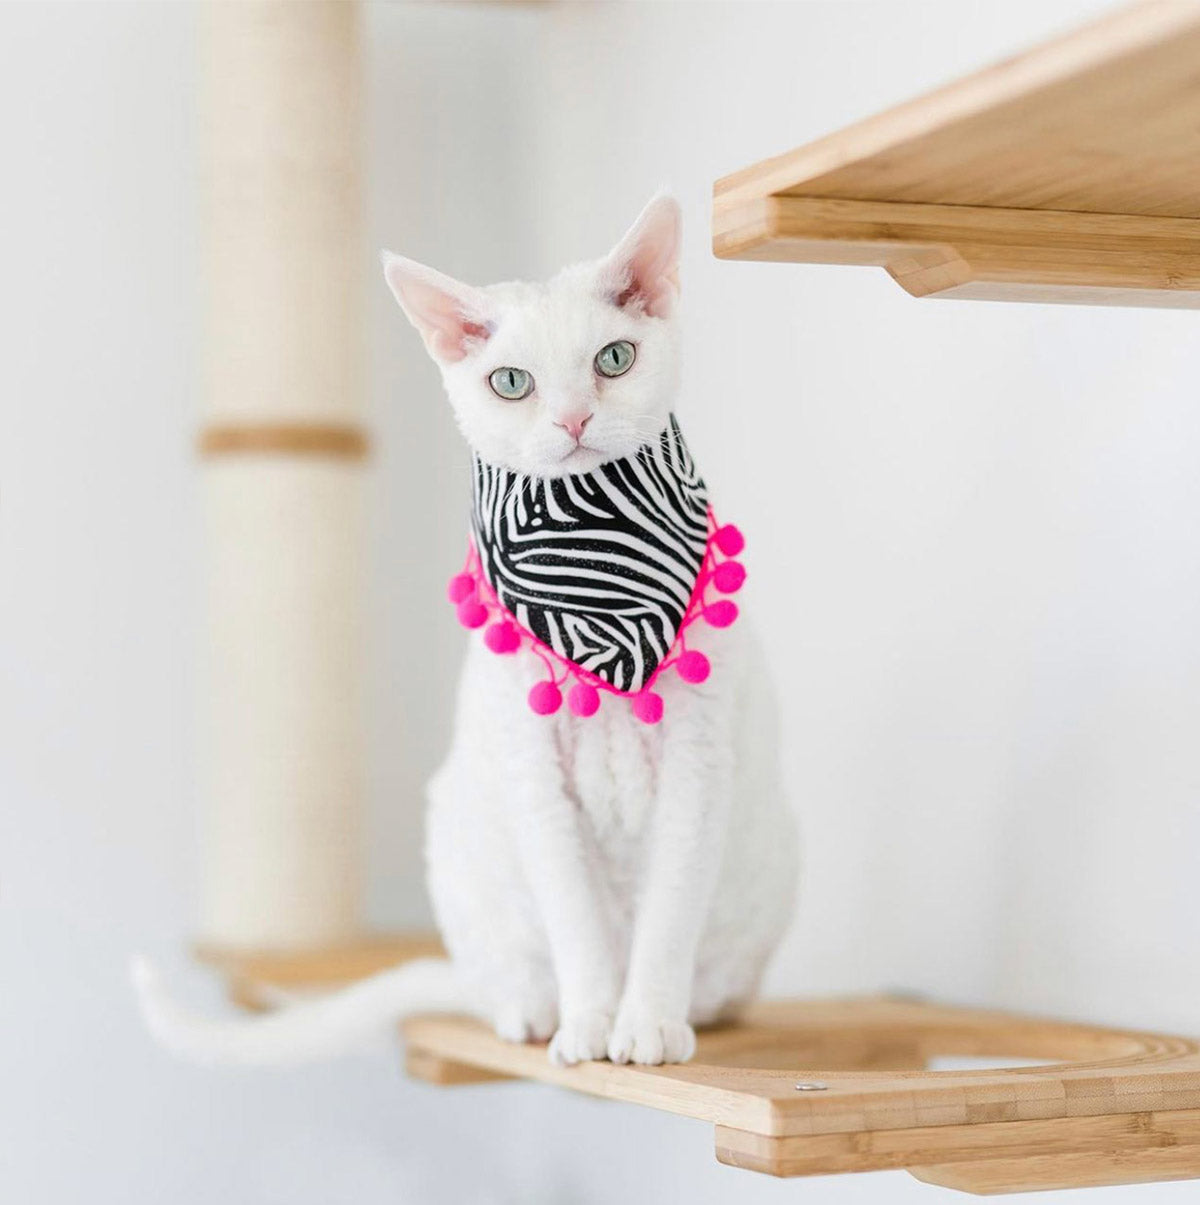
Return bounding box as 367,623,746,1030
713,2,1200,307
714,195,1200,308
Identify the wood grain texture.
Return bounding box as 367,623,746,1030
405,997,1200,1194
712,1,1200,306
716,1111,1200,1180
910,1145,1200,1194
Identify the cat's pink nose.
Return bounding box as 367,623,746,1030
556,412,593,443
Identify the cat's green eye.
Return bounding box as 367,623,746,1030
488,366,534,401
595,340,636,378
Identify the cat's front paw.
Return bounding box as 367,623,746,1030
547,1011,612,1066
493,992,558,1045
607,1012,696,1065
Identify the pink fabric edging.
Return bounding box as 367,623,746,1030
446,509,745,724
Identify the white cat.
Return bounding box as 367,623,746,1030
135,195,798,1067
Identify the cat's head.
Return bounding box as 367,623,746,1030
383,194,681,479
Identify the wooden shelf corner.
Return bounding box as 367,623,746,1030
405,996,1200,1195
713,1,1200,307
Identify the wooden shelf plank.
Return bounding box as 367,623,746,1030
405,996,1200,1195
713,1,1200,306
198,944,1200,1193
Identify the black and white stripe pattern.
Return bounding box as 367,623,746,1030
472,415,709,693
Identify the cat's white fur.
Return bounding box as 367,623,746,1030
135,195,798,1067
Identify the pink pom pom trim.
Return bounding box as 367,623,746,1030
528,680,563,715
676,650,711,684
712,560,746,594
447,573,476,604
714,524,744,557
631,691,664,724
704,600,738,628
456,599,488,629
484,621,521,654
567,682,600,717
446,507,745,721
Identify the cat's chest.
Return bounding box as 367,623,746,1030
556,705,661,843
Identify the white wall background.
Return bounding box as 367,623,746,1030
4,2,1200,1202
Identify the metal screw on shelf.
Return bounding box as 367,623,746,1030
794,1081,828,1091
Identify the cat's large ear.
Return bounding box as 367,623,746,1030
381,253,495,364
596,194,681,319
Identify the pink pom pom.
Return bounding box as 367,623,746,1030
677,650,711,684
567,682,600,717
528,680,563,715
704,600,739,628
714,524,744,557
484,621,521,654
456,599,488,629
712,560,746,594
631,690,664,725
447,573,476,604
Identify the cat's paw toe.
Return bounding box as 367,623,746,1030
547,1011,611,1066
607,1015,696,1065
494,994,558,1044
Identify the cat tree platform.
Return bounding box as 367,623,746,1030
405,997,1200,1195
713,1,1200,307
202,942,1200,1193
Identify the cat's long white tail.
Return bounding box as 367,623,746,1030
132,954,475,1066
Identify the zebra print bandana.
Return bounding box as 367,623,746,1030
447,416,746,722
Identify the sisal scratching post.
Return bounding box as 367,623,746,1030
198,2,366,950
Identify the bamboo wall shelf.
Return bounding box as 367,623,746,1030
713,1,1200,307
405,997,1200,1195
201,942,1200,1192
